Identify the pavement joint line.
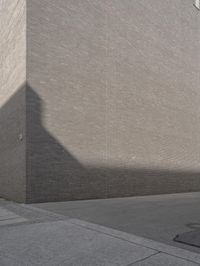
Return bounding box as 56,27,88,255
128,252,200,266
0,216,22,222
0,219,28,227
3,202,200,264
125,251,161,266
158,251,200,266
0,202,69,224
0,212,12,214
19,204,69,219
0,213,19,216
68,219,200,264
67,220,158,252
21,202,200,264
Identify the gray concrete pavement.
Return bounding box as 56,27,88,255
0,206,27,226
1,194,200,265
131,253,199,266
0,220,156,266
34,192,200,253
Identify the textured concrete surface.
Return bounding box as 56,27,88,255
0,221,156,266
34,192,200,254
0,206,27,226
70,218,200,263
132,253,199,266
26,0,200,202
1,200,200,266
0,0,26,202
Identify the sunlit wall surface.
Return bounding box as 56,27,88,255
1,0,200,202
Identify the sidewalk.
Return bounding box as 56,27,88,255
0,195,200,265
34,192,200,253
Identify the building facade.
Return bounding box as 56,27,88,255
1,0,200,203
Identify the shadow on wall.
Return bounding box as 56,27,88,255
1,84,200,203
0,85,26,202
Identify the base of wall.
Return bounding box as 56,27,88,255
24,167,200,203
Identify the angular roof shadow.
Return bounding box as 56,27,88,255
0,84,27,202
1,85,200,203
26,85,98,203
23,86,200,202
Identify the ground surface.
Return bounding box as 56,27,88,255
0,193,200,265
34,192,200,253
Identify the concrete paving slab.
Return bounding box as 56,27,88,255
0,208,20,221
0,217,28,226
0,207,17,218
0,220,156,266
0,207,28,226
0,200,68,223
70,219,200,264
0,213,19,220
1,201,200,266
33,192,200,253
131,253,199,266
0,256,26,266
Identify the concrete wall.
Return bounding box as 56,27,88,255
0,0,26,202
1,0,200,203
26,0,200,203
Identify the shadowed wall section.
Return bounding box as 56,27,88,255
1,85,200,203
26,0,200,202
26,86,107,202
26,86,200,203
0,0,26,202
0,87,26,202
1,1,200,203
